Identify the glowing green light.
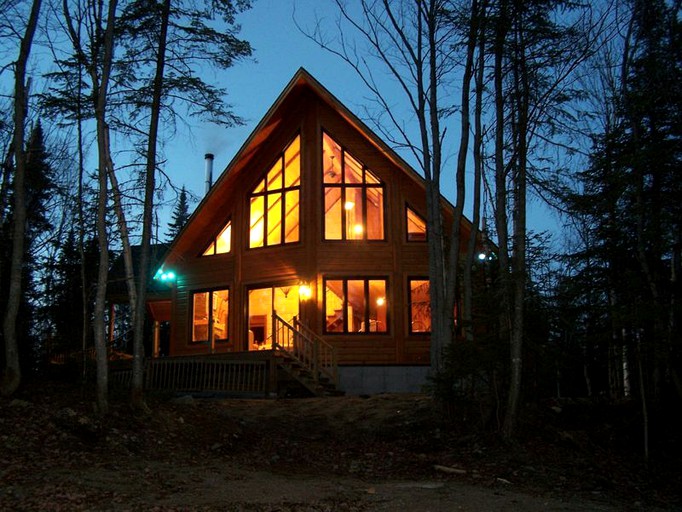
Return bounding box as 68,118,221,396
155,269,176,282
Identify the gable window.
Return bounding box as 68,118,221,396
322,132,384,241
408,279,431,333
406,207,427,242
249,135,301,248
191,288,229,345
202,221,231,255
324,277,388,333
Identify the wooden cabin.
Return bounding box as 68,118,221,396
149,68,474,396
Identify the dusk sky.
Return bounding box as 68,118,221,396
123,0,559,238
162,0,365,212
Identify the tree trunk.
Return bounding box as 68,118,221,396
131,0,172,411
106,166,137,326
463,0,486,342
90,0,119,415
502,6,529,441
1,0,42,397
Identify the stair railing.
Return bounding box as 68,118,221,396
272,311,338,387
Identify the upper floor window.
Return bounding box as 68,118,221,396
406,207,426,242
322,132,385,241
202,220,231,255
324,277,388,334
249,135,301,248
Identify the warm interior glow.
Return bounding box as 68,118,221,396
202,221,232,256
409,280,431,333
192,289,229,345
322,132,384,241
407,207,427,241
250,136,300,248
248,285,299,351
325,278,387,333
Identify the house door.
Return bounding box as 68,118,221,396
247,285,300,351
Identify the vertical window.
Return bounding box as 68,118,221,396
408,279,431,333
249,135,301,248
322,132,384,241
324,278,388,333
406,207,427,242
202,221,232,256
192,289,229,344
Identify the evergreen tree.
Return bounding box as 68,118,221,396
565,0,682,460
47,230,99,356
1,121,56,378
166,186,190,241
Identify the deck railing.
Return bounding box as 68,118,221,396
272,312,338,387
111,356,268,395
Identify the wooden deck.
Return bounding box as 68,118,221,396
110,351,277,397
110,314,341,397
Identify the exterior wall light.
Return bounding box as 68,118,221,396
298,281,312,301
154,268,176,282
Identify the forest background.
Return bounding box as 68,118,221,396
0,0,680,466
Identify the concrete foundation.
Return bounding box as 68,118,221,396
338,366,431,395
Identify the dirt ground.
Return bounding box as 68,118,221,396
1,382,680,511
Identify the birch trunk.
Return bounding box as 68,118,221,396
1,0,42,397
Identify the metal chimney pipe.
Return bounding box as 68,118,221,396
204,153,214,194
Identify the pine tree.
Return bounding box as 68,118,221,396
1,121,55,380
166,186,190,241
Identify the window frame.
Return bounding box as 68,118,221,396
322,131,386,242
323,276,389,335
405,205,427,242
407,277,431,335
248,133,301,250
201,219,232,256
190,287,230,345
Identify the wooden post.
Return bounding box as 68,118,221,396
268,355,277,397
152,320,160,358
271,310,277,350
313,337,319,383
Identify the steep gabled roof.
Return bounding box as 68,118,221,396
160,68,459,269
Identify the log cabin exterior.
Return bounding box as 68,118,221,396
151,68,474,395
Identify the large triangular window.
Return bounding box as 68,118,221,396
249,135,301,248
322,132,385,240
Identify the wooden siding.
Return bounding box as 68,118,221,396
162,72,471,368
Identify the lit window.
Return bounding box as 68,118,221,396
406,207,427,242
192,289,229,344
324,278,388,333
408,279,431,334
203,221,232,256
250,135,301,248
322,132,384,241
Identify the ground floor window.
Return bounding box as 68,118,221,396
408,279,431,334
191,289,229,345
247,284,300,350
324,278,388,333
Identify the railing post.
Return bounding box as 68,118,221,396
272,310,277,350
313,339,319,383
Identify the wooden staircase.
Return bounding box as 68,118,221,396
272,312,342,396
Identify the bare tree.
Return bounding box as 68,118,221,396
60,0,120,413
302,0,479,372
1,0,42,397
